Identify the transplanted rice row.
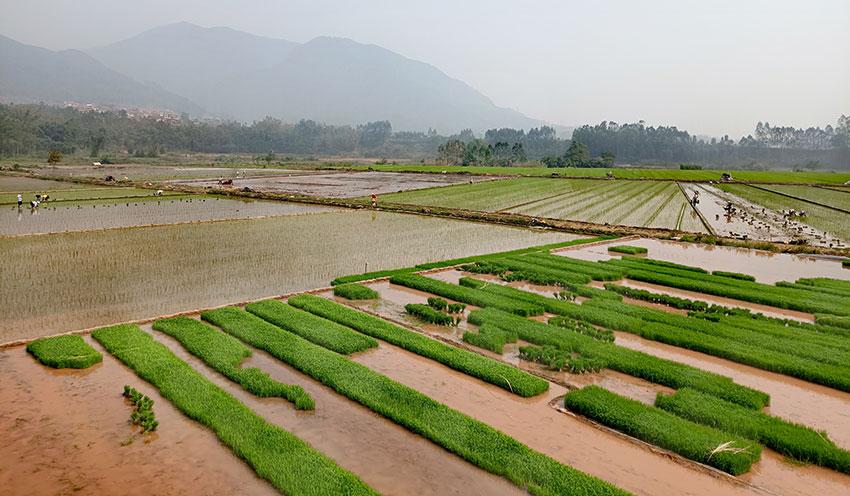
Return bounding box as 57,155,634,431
245,299,378,354
200,306,628,496
655,388,850,474
91,324,377,496
152,316,314,409
469,307,769,409
287,294,548,397
26,334,103,369
565,386,762,476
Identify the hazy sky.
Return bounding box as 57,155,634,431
2,0,848,136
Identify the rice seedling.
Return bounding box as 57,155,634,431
469,307,769,409
565,386,761,475
459,262,622,301
287,295,548,397
405,303,454,325
519,253,625,281
462,324,516,354
123,386,158,433
711,271,756,282
26,334,102,369
447,302,466,314
603,283,709,311
815,314,850,330
390,273,544,316
91,324,376,495
333,283,380,300
547,316,615,342
655,388,850,474
796,277,850,293
245,299,377,354
427,297,448,310
519,345,606,374
152,316,314,409
607,245,648,255
200,307,627,496
775,281,850,297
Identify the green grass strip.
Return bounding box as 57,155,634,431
796,277,850,291
330,236,616,285
246,299,377,354
815,314,850,330
91,324,376,495
607,245,648,255
26,335,102,369
153,316,314,409
469,307,769,409
333,283,380,300
711,270,756,282
201,307,627,496
405,303,453,325
565,386,761,475
288,294,548,397
390,273,544,316
656,388,850,474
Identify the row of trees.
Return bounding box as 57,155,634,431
1,103,847,169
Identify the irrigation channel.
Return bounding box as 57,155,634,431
4,231,850,495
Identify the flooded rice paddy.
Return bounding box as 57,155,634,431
1,197,338,235
26,164,302,181
0,210,577,341
558,236,850,283
171,170,493,198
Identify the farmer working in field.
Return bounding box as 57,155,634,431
17,194,22,207
371,193,378,208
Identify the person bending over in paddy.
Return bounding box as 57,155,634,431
17,194,22,207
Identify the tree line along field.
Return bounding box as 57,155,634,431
6,234,850,496
379,177,708,232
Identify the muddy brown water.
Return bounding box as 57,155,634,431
557,237,850,283
0,336,278,496
147,323,522,496
171,171,494,199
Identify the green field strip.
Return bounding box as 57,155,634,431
750,184,850,214
287,294,548,397
656,388,850,474
565,386,761,475
153,316,314,409
201,307,629,496
91,324,377,496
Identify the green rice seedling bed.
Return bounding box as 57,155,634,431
123,386,158,432
427,297,448,310
91,324,376,496
201,307,626,496
246,299,377,354
815,314,850,330
517,253,625,281
405,303,453,325
656,388,850,474
333,283,380,300
608,245,648,255
26,334,102,369
796,277,850,292
497,257,593,285
462,324,516,354
581,299,850,389
603,284,709,311
565,386,761,475
603,258,850,315
469,307,769,409
330,236,615,285
711,271,756,282
390,274,543,316
700,314,850,350
774,281,850,298
519,345,606,374
153,316,314,409
287,295,547,397
461,262,622,301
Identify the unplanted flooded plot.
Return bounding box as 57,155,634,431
175,171,495,198
1,197,338,235
0,174,93,192
0,210,578,341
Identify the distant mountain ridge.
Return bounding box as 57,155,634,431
0,34,200,113
1,22,544,133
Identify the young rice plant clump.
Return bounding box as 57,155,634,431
123,386,158,432
333,283,380,300
26,334,102,369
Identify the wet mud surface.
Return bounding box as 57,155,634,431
173,171,493,198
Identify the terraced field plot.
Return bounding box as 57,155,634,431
717,184,850,242
1,196,337,235
382,178,708,232
0,210,577,340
